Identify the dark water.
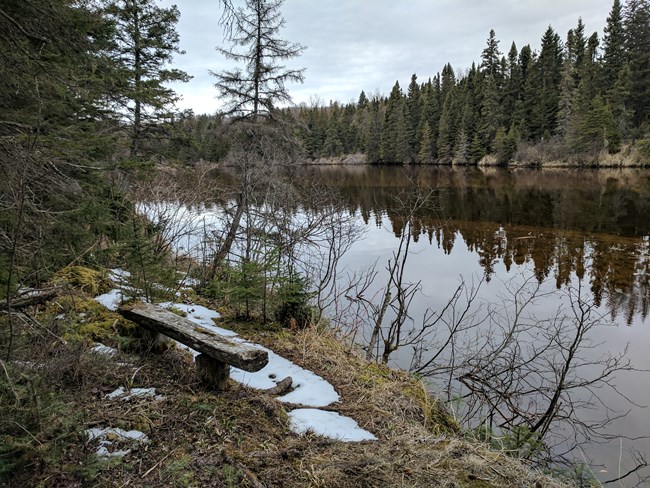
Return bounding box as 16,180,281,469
296,165,650,482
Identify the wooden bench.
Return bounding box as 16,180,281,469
118,302,268,389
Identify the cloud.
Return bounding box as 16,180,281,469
159,0,613,114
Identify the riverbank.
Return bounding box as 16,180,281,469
1,268,571,487
298,143,649,168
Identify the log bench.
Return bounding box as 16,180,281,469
118,302,268,389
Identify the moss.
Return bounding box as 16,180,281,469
167,305,187,317
52,266,113,296
54,297,135,343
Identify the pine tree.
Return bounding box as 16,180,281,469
212,0,305,120
104,0,190,157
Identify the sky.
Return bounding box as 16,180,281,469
158,0,615,115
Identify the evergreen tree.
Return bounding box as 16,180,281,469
623,0,650,125
357,90,369,110
212,0,305,120
381,81,405,162
440,63,456,102
406,74,422,158
420,79,441,159
365,98,383,163
603,0,626,89
470,133,485,163
0,0,114,147
453,128,470,165
478,74,502,151
556,61,576,138
418,121,435,163
104,0,190,157
568,18,586,70
481,29,502,78
321,105,343,156
609,62,634,136
437,87,459,163
579,95,620,152
503,42,521,126
529,26,563,139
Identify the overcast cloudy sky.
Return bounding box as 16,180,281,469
158,0,614,115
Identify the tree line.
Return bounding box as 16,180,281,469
295,0,650,165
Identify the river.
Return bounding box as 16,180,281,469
291,165,650,483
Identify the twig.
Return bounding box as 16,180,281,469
0,359,19,403
141,447,177,479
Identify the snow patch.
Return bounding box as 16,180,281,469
94,288,126,312
86,427,149,458
91,344,117,356
158,302,231,336
231,345,340,407
106,387,164,401
288,409,377,442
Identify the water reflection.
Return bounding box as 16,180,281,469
297,166,650,325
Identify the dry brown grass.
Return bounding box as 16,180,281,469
2,296,572,488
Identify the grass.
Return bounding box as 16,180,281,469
0,286,572,487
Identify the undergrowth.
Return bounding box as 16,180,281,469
0,275,571,487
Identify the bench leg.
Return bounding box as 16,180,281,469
196,354,229,390
142,328,171,353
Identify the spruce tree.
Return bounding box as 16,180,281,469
381,81,405,162
623,0,650,125
481,29,502,78
406,74,422,158
418,121,434,163
365,99,383,163
609,62,634,136
103,0,190,157
478,74,502,151
603,0,626,89
503,42,521,126
530,26,563,138
437,88,459,163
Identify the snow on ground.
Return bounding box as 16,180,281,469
91,344,117,356
288,409,377,442
94,288,127,312
230,345,340,407
94,287,374,442
86,427,149,458
157,302,339,407
106,387,165,402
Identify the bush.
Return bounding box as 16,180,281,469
274,275,314,329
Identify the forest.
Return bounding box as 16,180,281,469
2,0,650,486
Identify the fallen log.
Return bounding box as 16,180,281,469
0,288,60,311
